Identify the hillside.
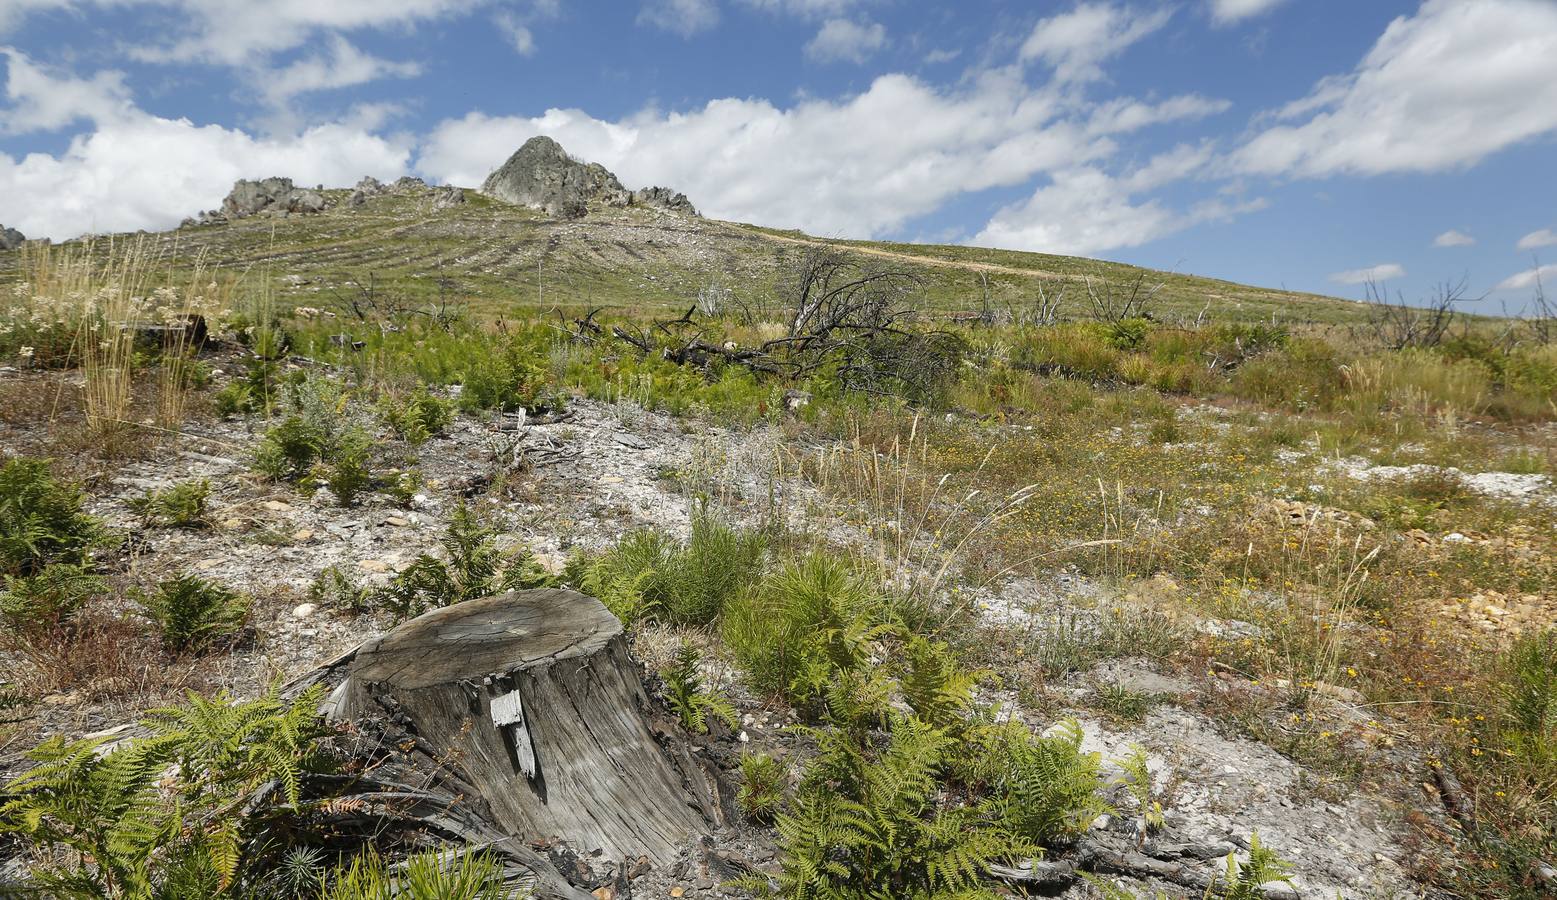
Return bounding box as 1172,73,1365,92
0,178,1366,327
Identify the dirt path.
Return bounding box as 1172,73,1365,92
747,228,1072,281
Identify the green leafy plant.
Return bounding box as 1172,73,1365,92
458,336,555,414
323,848,509,900
575,516,766,627
0,686,325,898
135,573,249,654
373,504,553,621
751,715,1033,899
254,414,330,481
1094,683,1155,724
386,469,422,508
0,457,100,577
309,564,372,614
1212,834,1293,900
319,427,375,506
662,644,737,735
1116,745,1164,837
737,751,787,825
722,553,887,713
985,719,1110,846
127,479,212,528
1499,630,1557,780
380,387,455,445
0,563,107,633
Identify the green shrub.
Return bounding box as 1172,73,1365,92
0,563,107,632
1499,630,1557,782
254,415,330,481
135,573,249,653
737,751,787,825
380,387,456,444
458,336,554,413
127,479,211,528
722,553,884,710
309,564,372,614
373,504,553,621
575,516,766,627
662,644,737,734
0,458,100,577
320,428,375,506
1212,834,1293,900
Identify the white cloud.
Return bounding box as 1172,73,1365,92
739,0,868,18
497,1,561,54
1020,3,1173,84
804,18,886,64
923,47,960,65
259,37,420,109
417,67,1231,243
1,48,135,134
1085,93,1230,136
1433,229,1475,248
1233,0,1557,178
969,144,1263,256
1329,263,1405,285
1516,228,1557,251
1208,0,1286,27
0,0,72,34
1,109,411,240
637,0,719,35
1496,264,1557,292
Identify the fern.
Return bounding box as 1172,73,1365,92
0,457,100,577
755,715,1033,899
1212,833,1293,900
663,644,738,735
135,573,249,654
0,686,326,898
127,479,212,528
987,719,1111,846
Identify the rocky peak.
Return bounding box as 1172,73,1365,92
0,224,24,251
222,177,329,219
480,136,698,219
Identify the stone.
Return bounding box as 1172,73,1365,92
292,603,317,619
0,224,25,251
219,177,330,220
480,136,698,218
432,184,466,208
262,500,293,512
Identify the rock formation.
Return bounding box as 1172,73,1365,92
480,136,697,219
0,224,24,250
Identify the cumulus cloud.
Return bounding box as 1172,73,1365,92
1,48,135,135
417,68,1228,242
1433,229,1475,248
1329,263,1405,285
1232,0,1557,178
1496,263,1557,292
970,144,1264,256
497,0,562,54
804,18,887,64
637,0,719,35
1208,0,1286,27
1020,3,1173,84
1516,228,1557,251
1,110,411,240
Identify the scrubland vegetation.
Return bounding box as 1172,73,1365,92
0,228,1554,899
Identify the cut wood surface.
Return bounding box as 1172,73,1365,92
328,588,727,863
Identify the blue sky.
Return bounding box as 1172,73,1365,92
2,0,1556,309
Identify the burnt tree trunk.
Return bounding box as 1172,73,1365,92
318,588,727,863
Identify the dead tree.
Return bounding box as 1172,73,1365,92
1085,272,1162,325
1360,277,1474,350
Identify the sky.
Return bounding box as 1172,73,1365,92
1,0,1556,309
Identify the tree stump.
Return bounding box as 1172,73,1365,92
326,588,727,863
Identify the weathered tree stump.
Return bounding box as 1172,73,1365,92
323,588,726,863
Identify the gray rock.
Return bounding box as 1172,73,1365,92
432,184,466,209
391,176,428,193
219,177,330,220
0,224,25,250
480,135,698,218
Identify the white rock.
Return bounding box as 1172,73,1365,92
292,603,317,619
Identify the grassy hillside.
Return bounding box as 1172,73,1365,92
0,186,1375,326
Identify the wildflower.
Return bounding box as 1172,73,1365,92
1346,667,1358,678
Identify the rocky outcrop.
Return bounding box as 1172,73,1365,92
480,136,697,219
0,225,24,251
222,177,328,219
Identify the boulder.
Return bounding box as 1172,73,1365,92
0,225,24,251
481,136,698,218
220,177,330,219
432,184,466,209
